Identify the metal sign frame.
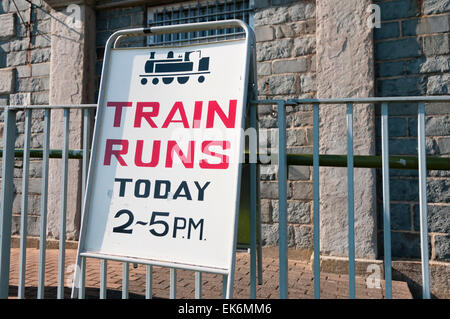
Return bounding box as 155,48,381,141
72,20,257,299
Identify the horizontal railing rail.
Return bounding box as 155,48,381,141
0,95,449,299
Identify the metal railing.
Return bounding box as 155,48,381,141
1,95,450,299
0,104,96,299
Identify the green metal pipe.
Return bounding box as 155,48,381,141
0,149,84,159
2,149,449,170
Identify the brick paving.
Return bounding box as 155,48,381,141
7,248,412,299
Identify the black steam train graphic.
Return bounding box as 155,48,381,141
140,50,210,85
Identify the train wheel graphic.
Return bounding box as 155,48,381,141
152,78,159,85
141,78,147,85
177,77,189,84
163,77,174,84
198,76,205,83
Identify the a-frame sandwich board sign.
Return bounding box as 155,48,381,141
72,20,257,299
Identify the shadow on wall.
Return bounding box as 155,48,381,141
392,268,439,299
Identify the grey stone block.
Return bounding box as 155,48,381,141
376,61,404,77
31,91,49,105
377,76,426,96
31,62,50,77
272,200,311,224
9,38,27,52
287,128,306,146
423,34,450,56
420,55,450,73
379,0,420,20
290,181,313,200
260,199,272,223
16,76,49,92
0,94,8,105
254,0,270,9
261,223,279,246
0,67,14,94
391,231,425,259
256,39,293,62
376,38,421,60
425,116,450,136
294,225,312,249
30,48,51,64
401,19,418,37
0,13,15,40
6,50,27,66
438,137,450,154
260,181,278,199
273,57,307,74
300,73,316,93
375,22,400,40
254,7,289,26
427,74,450,94
259,115,277,129
11,215,41,237
15,64,30,78
427,179,450,203
0,1,9,14
423,0,450,14
32,35,51,49
9,92,30,105
413,204,450,233
288,165,310,181
257,62,271,76
289,110,312,127
288,2,315,21
8,0,29,13
255,25,274,42
376,116,407,137
417,15,450,34
293,37,315,56
378,203,411,231
390,178,419,201
259,74,297,95
12,193,41,215
434,235,450,261
426,102,450,115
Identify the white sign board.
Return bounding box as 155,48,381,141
78,37,250,274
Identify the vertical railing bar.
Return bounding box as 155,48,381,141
249,97,257,299
78,256,86,299
277,100,288,299
195,271,202,299
0,108,16,299
418,101,431,299
381,102,392,299
313,103,320,299
37,108,50,299
18,109,32,299
222,274,227,299
346,103,356,299
146,265,152,299
57,108,70,299
122,262,129,299
100,259,107,299
170,268,176,299
82,108,91,205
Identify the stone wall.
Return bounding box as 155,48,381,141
255,0,317,255
0,0,52,237
374,0,450,263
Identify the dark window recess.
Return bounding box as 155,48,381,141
147,0,254,46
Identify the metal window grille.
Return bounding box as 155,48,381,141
147,0,254,46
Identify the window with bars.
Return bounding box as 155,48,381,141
147,0,254,46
